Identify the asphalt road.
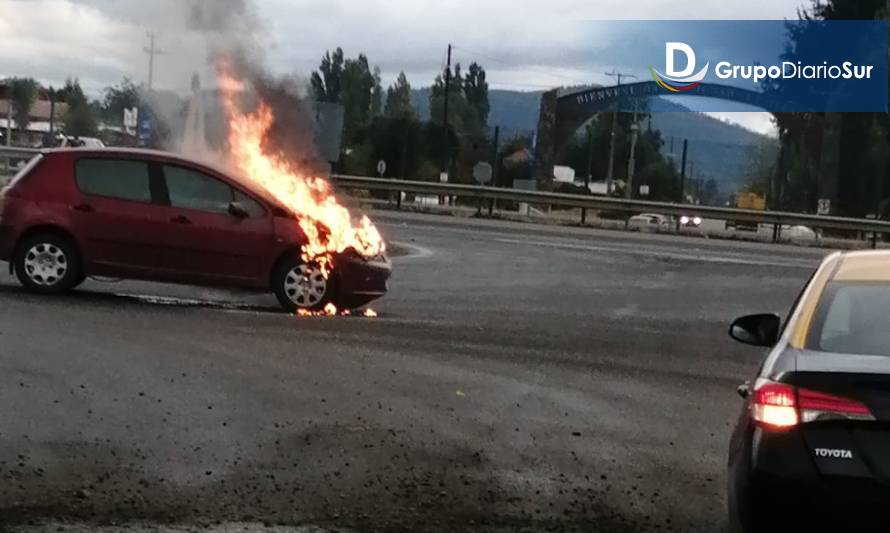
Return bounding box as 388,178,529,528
0,211,827,532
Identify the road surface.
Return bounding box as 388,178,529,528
0,211,825,532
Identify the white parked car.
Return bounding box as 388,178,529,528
58,136,105,148
628,213,669,230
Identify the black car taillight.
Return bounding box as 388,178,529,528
752,379,875,430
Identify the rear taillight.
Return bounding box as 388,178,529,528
752,379,875,430
753,381,799,429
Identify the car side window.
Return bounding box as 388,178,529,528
75,159,152,202
164,165,234,214
234,189,267,218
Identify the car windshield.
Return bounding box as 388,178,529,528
812,283,890,356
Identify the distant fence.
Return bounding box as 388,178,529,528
331,175,890,242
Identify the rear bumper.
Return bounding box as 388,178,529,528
0,224,15,262
731,426,890,530
335,253,392,309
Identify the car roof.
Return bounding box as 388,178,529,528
832,250,890,282
42,147,292,214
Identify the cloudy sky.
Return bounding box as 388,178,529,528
2,0,811,134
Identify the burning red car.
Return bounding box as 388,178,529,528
0,149,391,313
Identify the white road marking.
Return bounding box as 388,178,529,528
390,240,434,261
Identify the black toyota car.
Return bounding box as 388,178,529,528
727,250,890,533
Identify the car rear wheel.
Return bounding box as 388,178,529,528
273,257,337,313
14,233,82,294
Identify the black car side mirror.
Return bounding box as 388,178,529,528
228,201,249,219
729,314,782,347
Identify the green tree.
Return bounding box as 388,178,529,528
371,66,383,118
385,72,415,120
102,78,141,126
463,62,490,133
9,78,39,133
311,49,383,143
772,0,888,215
310,48,344,103
62,78,98,137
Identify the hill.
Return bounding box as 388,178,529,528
410,88,777,191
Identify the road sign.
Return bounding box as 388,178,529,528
137,107,153,146
376,160,387,177
639,185,651,197
473,162,493,185
817,199,831,216
123,107,138,136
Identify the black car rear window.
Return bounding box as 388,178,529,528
76,158,152,203
808,282,890,356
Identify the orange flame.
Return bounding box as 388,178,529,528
215,62,385,277
294,304,377,319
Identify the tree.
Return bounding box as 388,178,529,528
311,49,383,143
62,79,98,137
9,78,39,133
385,72,415,120
771,0,889,215
463,62,490,133
102,78,141,126
430,64,470,135
371,66,383,118
310,48,344,103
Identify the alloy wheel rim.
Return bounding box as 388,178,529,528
284,264,327,308
24,243,68,287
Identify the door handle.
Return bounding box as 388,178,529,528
73,204,94,213
171,215,192,225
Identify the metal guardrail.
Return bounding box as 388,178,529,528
332,174,890,237
0,146,40,179
0,146,40,158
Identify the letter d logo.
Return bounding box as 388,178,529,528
666,42,696,78
651,42,709,90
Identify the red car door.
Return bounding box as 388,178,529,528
156,163,275,287
70,157,169,276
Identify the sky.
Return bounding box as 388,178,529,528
1,0,812,135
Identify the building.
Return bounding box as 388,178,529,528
0,96,68,147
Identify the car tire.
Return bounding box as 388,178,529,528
14,233,82,294
272,256,337,313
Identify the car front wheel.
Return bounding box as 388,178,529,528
14,233,82,294
273,257,337,313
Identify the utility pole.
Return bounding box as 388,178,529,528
626,101,640,199
675,139,689,232
604,71,636,197
490,125,500,216
679,139,689,203
144,31,164,91
442,43,453,184
5,87,11,147
583,124,594,224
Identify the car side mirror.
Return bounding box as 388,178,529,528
729,314,781,347
228,201,249,219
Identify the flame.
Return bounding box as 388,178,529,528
293,304,377,319
215,62,385,278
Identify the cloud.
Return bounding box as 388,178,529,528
3,0,806,93
2,0,801,133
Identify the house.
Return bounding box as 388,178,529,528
0,96,68,147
